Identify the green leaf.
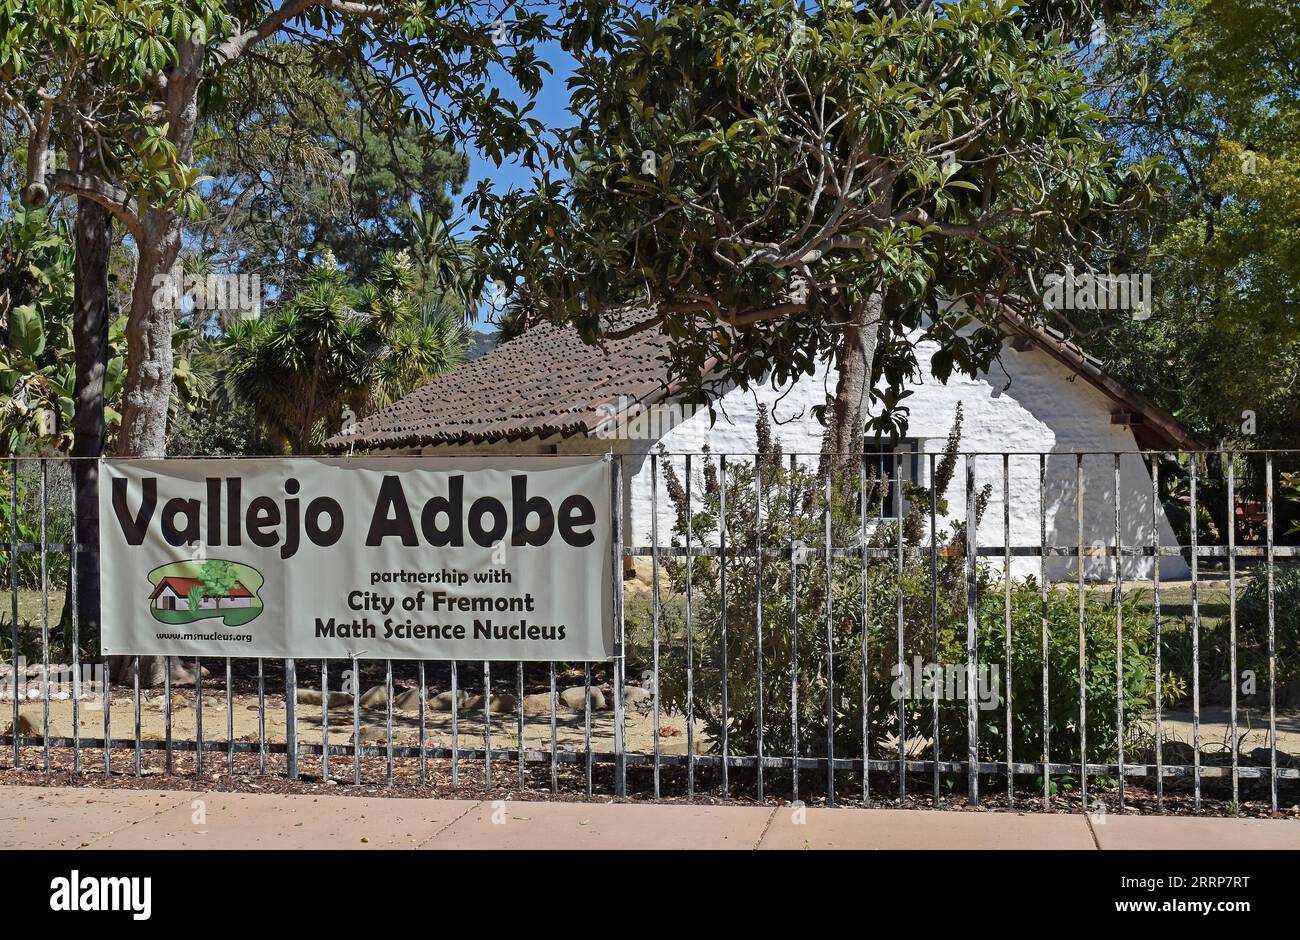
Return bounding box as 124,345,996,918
9,304,45,357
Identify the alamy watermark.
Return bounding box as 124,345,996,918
889,656,1000,711
1042,267,1152,320
151,261,263,318
593,396,705,439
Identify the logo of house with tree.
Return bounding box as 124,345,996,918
147,559,264,627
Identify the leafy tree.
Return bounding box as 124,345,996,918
191,47,471,292
477,0,1149,462
0,204,80,454
0,205,206,455
218,249,468,452
1090,0,1300,449
2,0,572,459
200,559,239,605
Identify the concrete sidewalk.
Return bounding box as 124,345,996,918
3,786,1299,850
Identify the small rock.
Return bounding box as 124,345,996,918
559,686,605,712
391,687,422,712
623,685,652,709
428,689,471,712
523,693,553,716
358,685,388,709
296,689,351,708
1250,747,1297,769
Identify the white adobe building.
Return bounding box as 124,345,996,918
329,307,1196,581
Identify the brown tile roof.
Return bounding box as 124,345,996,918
325,307,678,449
998,309,1203,451
327,302,1201,453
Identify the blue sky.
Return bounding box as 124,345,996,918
402,35,579,331
456,38,579,230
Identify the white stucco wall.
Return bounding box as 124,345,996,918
394,330,1190,583
618,331,1189,582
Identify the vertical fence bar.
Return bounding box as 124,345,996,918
132,655,140,776
8,464,18,770
1227,455,1239,806
102,633,110,774
164,658,172,774
418,660,427,786
548,661,558,793
1003,454,1012,804
450,660,459,787
1190,457,1201,810
196,661,205,778
650,452,662,798
584,661,593,797
321,660,329,781
40,459,50,771
285,657,298,780
965,457,979,805
719,453,730,798
824,463,835,806
69,464,80,774
1152,456,1163,810
931,453,940,806
226,658,234,776
686,455,696,799
1040,454,1050,810
257,658,266,775
790,453,802,803
384,659,393,786
1265,454,1278,813
611,454,626,799
351,654,361,785
895,452,905,800
515,661,524,789
862,453,872,806
1076,454,1086,806
1114,453,1125,811
483,660,492,789
753,452,764,801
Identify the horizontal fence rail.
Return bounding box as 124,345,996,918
2,451,1298,815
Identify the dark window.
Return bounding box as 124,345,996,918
872,438,921,518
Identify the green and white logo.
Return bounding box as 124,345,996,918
146,559,264,627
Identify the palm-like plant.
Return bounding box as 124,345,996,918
219,251,466,453
409,207,481,321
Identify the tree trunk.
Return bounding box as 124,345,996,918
826,291,885,472
116,37,204,460
109,39,206,686
115,223,179,459
61,190,111,654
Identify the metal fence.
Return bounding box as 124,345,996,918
2,451,1298,814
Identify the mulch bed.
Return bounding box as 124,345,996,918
4,744,1297,819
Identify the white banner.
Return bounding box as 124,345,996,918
98,457,614,661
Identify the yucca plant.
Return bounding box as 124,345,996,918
218,250,466,452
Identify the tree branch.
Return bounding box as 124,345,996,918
215,0,388,66
50,169,142,239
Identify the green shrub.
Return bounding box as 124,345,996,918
649,406,1160,770
0,461,70,592
1237,563,1300,685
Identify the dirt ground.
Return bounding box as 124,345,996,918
7,687,1298,770
1,686,711,757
